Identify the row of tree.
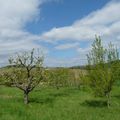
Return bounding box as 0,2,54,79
0,36,120,107
0,49,83,104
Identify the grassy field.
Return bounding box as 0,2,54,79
0,86,120,120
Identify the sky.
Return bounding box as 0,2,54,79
0,0,120,67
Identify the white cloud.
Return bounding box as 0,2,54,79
55,42,79,50
0,0,120,67
0,0,42,30
41,0,120,45
0,0,49,66
40,0,120,66
44,56,87,67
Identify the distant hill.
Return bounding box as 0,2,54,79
69,65,87,69
1,60,120,70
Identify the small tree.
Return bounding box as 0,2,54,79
2,49,44,104
87,36,119,107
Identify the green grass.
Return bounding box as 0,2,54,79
0,86,120,120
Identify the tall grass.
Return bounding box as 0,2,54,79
0,86,120,120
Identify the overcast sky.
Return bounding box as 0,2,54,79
0,0,120,67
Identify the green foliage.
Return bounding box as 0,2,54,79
45,68,70,89
87,36,106,65
87,36,119,107
88,64,113,96
68,69,86,89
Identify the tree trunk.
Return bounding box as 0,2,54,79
106,93,111,108
24,91,29,104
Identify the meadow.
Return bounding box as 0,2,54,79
0,85,120,120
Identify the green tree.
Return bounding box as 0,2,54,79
87,36,119,107
2,49,44,104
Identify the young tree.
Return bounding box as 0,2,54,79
87,36,119,107
2,49,44,104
